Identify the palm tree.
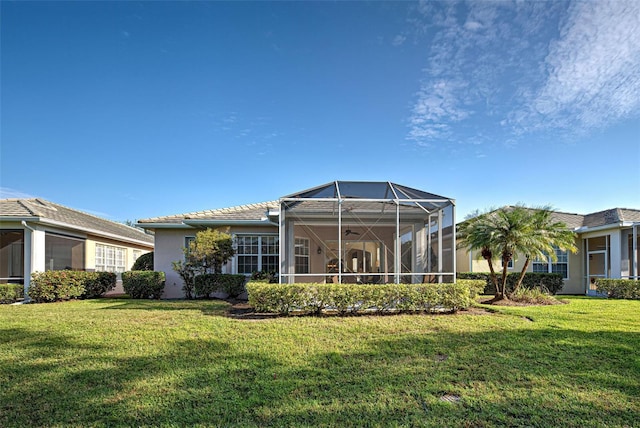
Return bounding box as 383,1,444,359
457,214,501,296
511,208,577,294
459,205,577,301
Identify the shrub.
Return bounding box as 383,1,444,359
0,283,23,304
132,252,154,271
509,287,559,305
457,272,564,295
122,271,166,299
194,274,246,298
29,271,86,302
246,280,485,315
596,279,640,300
250,271,278,283
81,272,117,298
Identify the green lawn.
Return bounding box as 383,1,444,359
1,297,638,427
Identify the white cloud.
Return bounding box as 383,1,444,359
407,0,640,147
392,34,407,46
529,0,640,131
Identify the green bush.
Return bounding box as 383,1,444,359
246,280,485,315
0,283,24,304
250,271,278,283
29,271,86,302
81,272,117,298
457,272,564,295
596,279,640,300
194,274,247,298
122,271,166,299
132,252,154,271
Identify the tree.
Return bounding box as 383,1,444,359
171,228,235,299
458,206,577,301
511,208,578,295
132,252,154,271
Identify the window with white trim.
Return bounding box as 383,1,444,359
295,237,310,274
236,235,279,275
95,244,127,273
501,258,514,269
532,246,568,279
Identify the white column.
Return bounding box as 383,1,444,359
609,230,622,278
437,209,443,283
23,226,45,299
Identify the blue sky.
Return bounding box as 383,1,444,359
1,0,639,222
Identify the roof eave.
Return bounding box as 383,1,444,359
184,219,278,227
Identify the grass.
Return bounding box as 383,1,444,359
1,297,638,427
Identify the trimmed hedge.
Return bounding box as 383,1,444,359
122,271,166,299
81,272,117,298
457,272,564,295
28,271,118,303
30,271,85,302
246,280,485,315
194,274,246,298
132,252,154,271
596,279,640,299
0,283,24,304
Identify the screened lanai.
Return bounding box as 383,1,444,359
278,181,455,284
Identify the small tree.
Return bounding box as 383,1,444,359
172,228,235,299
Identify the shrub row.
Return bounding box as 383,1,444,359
246,280,485,315
457,272,564,295
122,271,166,299
29,271,117,303
194,274,246,298
0,283,24,304
596,279,640,300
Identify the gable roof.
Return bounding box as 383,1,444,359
0,198,154,246
459,205,640,230
138,201,279,225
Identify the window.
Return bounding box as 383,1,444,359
95,244,126,273
236,235,279,275
295,237,309,274
184,237,195,260
501,258,514,269
532,246,568,279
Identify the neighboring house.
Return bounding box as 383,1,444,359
456,207,640,295
138,181,457,298
0,198,154,296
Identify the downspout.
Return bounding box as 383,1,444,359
21,221,36,302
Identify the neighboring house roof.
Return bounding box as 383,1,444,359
0,198,154,246
138,201,279,225
459,205,640,230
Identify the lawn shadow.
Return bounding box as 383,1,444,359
2,310,638,426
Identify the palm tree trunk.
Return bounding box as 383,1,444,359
499,258,509,300
512,257,531,295
485,257,500,297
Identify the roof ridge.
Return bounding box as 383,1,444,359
143,200,279,222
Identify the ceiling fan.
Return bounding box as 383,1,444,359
345,229,360,236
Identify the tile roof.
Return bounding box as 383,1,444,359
459,205,640,230
0,198,154,245
138,201,279,224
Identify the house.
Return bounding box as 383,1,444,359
137,181,457,298
0,198,154,296
456,207,640,295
